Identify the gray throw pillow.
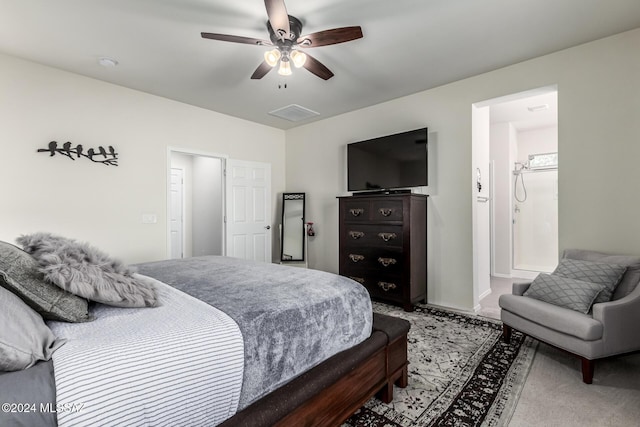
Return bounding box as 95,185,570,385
17,233,158,308
0,241,91,323
553,258,627,303
524,273,605,314
0,286,66,371
563,249,640,300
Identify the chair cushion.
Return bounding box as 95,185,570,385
499,293,603,341
523,273,605,314
563,249,640,300
553,258,626,303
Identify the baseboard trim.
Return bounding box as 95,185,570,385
478,288,492,301
511,270,540,280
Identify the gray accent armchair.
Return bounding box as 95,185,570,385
499,249,640,383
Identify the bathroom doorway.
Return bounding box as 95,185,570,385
490,88,559,279
472,86,558,309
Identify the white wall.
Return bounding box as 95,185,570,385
0,53,285,264
285,28,640,311
192,156,223,257
472,105,491,305
518,126,558,163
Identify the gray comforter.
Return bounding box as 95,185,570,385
134,256,372,409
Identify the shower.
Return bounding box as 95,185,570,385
513,152,558,202
512,152,559,273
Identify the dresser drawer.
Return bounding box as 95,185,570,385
340,248,404,275
345,274,404,302
371,200,403,221
341,200,370,222
342,224,403,249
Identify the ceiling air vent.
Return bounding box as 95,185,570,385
268,104,320,122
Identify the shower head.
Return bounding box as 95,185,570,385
513,161,529,174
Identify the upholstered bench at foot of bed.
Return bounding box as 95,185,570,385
220,312,410,427
373,312,410,403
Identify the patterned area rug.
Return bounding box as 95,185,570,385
344,303,537,427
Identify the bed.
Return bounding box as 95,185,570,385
1,241,409,427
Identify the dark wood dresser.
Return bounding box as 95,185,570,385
338,193,427,311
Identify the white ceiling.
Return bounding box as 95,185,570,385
1,0,639,130
491,91,558,131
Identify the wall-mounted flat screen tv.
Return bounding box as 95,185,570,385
347,127,428,192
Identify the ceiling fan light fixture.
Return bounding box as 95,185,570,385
278,59,292,76
200,1,364,82
290,50,307,68
264,49,281,67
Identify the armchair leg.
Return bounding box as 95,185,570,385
502,324,512,344
581,357,594,384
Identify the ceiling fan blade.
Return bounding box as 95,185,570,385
251,61,273,79
264,0,290,40
201,32,271,46
297,26,363,48
302,53,334,80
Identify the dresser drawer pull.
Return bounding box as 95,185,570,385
349,231,365,239
349,208,364,217
378,208,395,217
349,254,365,263
349,276,365,284
378,281,397,292
377,232,397,242
377,257,397,267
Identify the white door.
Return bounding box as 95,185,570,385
225,160,272,262
170,168,184,259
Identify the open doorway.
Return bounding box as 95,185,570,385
491,90,558,279
168,149,225,259
472,86,558,310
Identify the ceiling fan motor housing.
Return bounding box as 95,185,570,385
268,15,303,49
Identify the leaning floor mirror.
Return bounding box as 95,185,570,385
280,193,305,262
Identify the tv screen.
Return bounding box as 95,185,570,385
347,127,428,192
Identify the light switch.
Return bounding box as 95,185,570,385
142,213,157,224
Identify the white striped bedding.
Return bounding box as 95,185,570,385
47,275,244,427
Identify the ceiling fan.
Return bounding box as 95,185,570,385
201,0,363,80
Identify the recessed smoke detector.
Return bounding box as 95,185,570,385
268,104,320,122
98,57,119,67
527,104,549,112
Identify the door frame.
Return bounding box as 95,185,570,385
471,85,558,309
169,167,185,259
166,147,229,258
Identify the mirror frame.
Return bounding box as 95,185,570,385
280,192,306,262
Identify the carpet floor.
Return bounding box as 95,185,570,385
344,303,537,427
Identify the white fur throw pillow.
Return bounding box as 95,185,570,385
16,233,158,308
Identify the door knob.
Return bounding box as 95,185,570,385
265,225,271,230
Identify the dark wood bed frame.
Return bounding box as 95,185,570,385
221,313,410,427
